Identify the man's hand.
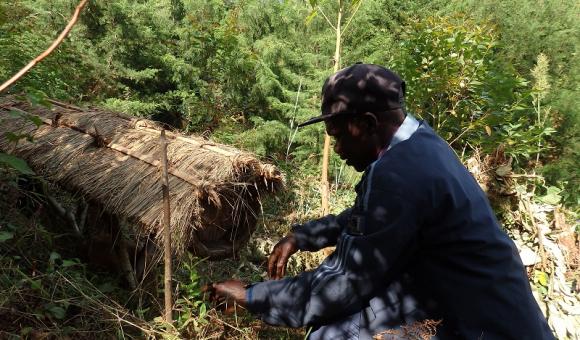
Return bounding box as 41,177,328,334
268,233,298,280
209,280,247,310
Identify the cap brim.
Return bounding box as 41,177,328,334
297,112,344,127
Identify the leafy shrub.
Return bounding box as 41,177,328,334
240,117,290,158
392,16,555,163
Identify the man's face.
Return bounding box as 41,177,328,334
325,115,377,172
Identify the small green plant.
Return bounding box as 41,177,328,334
173,256,210,335
535,185,562,206
533,269,550,296
0,153,35,175
1,89,49,171
3,89,50,139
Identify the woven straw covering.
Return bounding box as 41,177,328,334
0,96,284,258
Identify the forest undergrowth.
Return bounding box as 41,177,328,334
1,154,578,339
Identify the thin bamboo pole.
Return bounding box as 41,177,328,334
160,130,173,324
320,1,343,216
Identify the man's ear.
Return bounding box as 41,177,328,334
359,112,379,132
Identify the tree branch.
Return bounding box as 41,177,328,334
46,195,82,237
317,6,336,31
342,0,364,36
77,199,88,234
117,231,138,290
0,0,89,93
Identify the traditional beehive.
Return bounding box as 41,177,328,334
0,96,284,258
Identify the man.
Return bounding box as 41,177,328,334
212,64,554,339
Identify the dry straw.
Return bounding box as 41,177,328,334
0,96,284,257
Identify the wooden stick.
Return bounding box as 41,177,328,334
46,195,82,237
320,2,343,216
109,216,137,291
117,233,138,290
0,0,89,93
77,199,88,234
505,173,544,179
136,126,238,157
135,237,158,283
160,130,173,324
524,199,547,269
47,99,83,111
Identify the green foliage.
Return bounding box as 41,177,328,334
173,256,210,335
0,153,35,175
394,16,498,137
536,186,563,206
392,16,556,163
0,1,98,99
444,0,579,205
542,155,579,207
446,0,578,74
342,0,441,65
240,117,291,158
533,269,549,296
0,230,13,242
1,93,50,165
0,0,576,205
0,211,130,337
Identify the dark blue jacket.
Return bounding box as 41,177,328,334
246,118,553,339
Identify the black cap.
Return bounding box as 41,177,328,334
298,64,406,127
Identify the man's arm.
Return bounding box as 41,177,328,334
267,208,353,279
246,189,420,327
291,208,353,251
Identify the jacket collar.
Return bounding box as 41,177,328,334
377,114,420,159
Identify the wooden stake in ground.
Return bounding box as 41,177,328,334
160,130,173,324
0,0,88,93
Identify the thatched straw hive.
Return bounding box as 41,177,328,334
0,96,284,258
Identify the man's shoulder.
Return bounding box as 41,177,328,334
370,128,443,179
361,154,427,201
366,125,471,198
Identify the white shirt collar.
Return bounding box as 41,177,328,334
377,114,420,159
389,114,420,150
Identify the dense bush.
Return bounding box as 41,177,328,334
391,16,557,164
